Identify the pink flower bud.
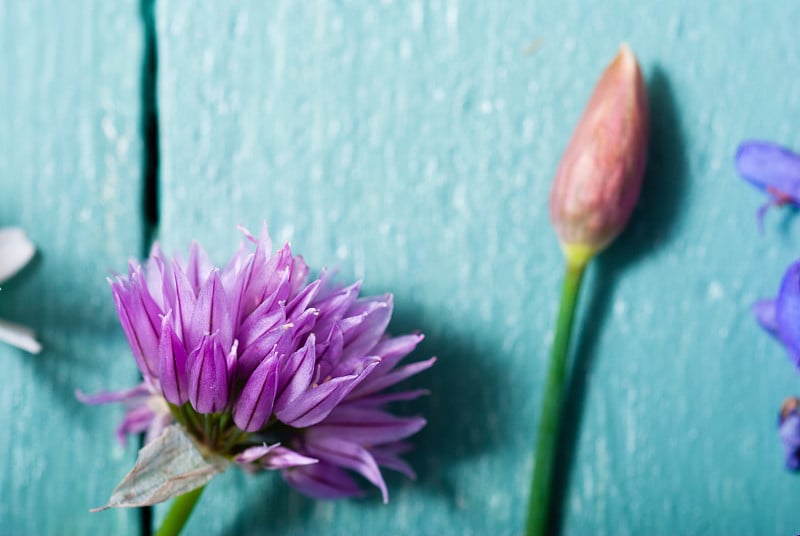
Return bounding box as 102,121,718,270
549,44,650,264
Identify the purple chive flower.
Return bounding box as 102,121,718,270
81,224,434,503
779,397,800,470
735,140,800,228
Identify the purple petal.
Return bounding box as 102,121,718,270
235,443,277,464
324,298,392,379
232,351,280,432
274,335,317,410
235,444,318,470
316,325,344,378
282,462,364,500
221,245,253,329
243,245,293,321
116,404,157,446
288,308,320,348
346,389,430,407
310,282,362,342
188,270,233,352
276,359,379,428
236,295,285,350
305,436,388,503
339,295,393,360
220,240,251,289
753,298,779,339
133,269,165,332
159,312,189,405
226,340,238,385
288,254,310,299
313,281,361,313
260,446,318,470
736,141,800,202
369,444,416,480
776,261,800,368
236,325,291,381
185,241,213,293
144,243,169,309
350,357,436,398
110,277,161,379
369,333,425,375
238,222,271,251
167,261,197,341
187,333,230,414
285,280,322,320
80,382,172,448
310,406,427,445
238,225,273,318
75,383,151,405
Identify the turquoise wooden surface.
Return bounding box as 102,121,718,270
152,1,800,535
4,0,800,535
0,1,144,534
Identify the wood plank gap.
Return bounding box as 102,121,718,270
139,0,159,534
141,0,160,254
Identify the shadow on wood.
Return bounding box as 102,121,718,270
390,300,518,508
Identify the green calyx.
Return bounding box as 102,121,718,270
560,242,598,267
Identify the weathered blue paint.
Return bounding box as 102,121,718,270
4,0,800,534
0,2,144,534
151,1,800,534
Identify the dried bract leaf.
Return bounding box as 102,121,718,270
92,425,228,511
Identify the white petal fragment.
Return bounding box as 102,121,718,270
0,227,35,283
92,424,229,511
0,319,41,354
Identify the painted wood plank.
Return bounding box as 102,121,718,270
156,1,800,534
0,2,145,534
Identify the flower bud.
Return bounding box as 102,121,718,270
549,44,650,265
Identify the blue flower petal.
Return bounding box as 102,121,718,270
752,298,779,339
775,261,800,368
736,141,800,202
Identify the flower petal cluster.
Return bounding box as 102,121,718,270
0,227,41,354
82,225,433,502
735,140,800,228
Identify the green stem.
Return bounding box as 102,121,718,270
525,258,587,536
154,485,206,536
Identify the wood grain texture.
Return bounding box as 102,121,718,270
155,1,800,534
0,2,144,534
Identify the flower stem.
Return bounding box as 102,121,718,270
525,257,587,536
154,485,206,536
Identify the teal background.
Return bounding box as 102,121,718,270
1,1,800,534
